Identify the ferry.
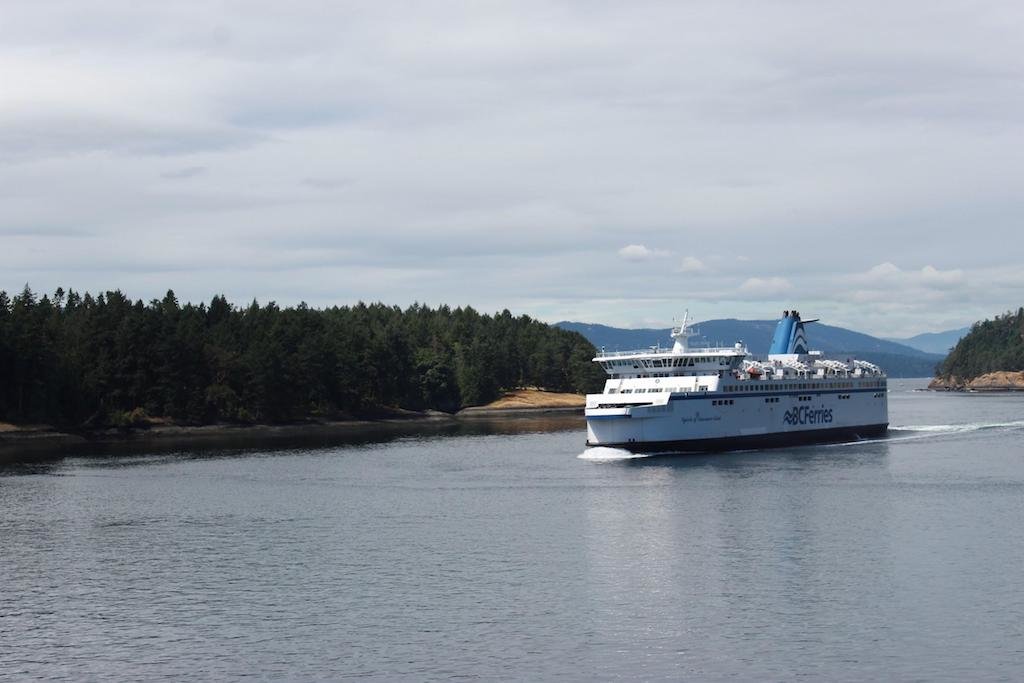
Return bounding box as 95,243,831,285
585,310,888,452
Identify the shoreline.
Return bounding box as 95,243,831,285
0,404,584,461
928,370,1024,392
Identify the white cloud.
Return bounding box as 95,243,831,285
1,2,1023,337
920,264,966,288
618,244,667,261
850,262,966,290
738,277,793,297
678,256,709,274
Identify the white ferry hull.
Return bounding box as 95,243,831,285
586,388,888,453
585,310,889,454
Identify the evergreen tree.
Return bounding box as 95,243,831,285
0,287,606,426
937,308,1024,380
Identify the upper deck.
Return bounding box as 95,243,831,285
591,309,886,385
593,311,750,376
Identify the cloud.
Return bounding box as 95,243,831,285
678,256,709,274
0,112,262,162
1,2,1023,338
919,264,966,288
618,244,667,261
738,277,793,298
851,262,966,290
162,166,207,180
300,177,353,190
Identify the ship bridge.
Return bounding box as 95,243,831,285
594,311,748,380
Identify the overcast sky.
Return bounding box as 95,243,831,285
3,1,1023,337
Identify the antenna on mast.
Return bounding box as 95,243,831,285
671,309,695,353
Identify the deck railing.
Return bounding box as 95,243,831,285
596,345,744,358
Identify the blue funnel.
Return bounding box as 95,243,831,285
769,311,808,354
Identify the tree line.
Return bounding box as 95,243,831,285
937,307,1024,380
0,286,605,427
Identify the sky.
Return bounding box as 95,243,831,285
3,1,1023,338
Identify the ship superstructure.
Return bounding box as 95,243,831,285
585,310,888,452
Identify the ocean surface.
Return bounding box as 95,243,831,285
3,379,1024,680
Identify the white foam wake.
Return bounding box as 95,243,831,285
577,446,649,461
895,420,1024,434
825,419,1024,448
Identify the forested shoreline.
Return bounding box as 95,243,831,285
0,287,604,428
936,308,1024,381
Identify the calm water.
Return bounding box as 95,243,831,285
3,379,1024,680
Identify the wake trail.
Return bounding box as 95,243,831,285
826,419,1024,448
896,419,1024,433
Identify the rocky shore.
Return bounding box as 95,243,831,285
928,371,1024,391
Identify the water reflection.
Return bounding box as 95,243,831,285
626,439,892,472
577,437,896,674
0,413,585,473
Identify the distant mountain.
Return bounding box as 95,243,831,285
555,319,946,378
885,327,970,355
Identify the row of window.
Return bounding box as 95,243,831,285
615,387,670,394
649,357,724,368
765,397,780,403
601,356,733,371
726,381,885,393
712,399,735,406
607,387,888,398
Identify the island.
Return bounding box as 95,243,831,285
0,286,601,454
929,308,1024,391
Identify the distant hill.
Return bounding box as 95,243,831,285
885,327,970,355
555,319,946,378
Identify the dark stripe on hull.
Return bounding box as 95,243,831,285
587,423,888,454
